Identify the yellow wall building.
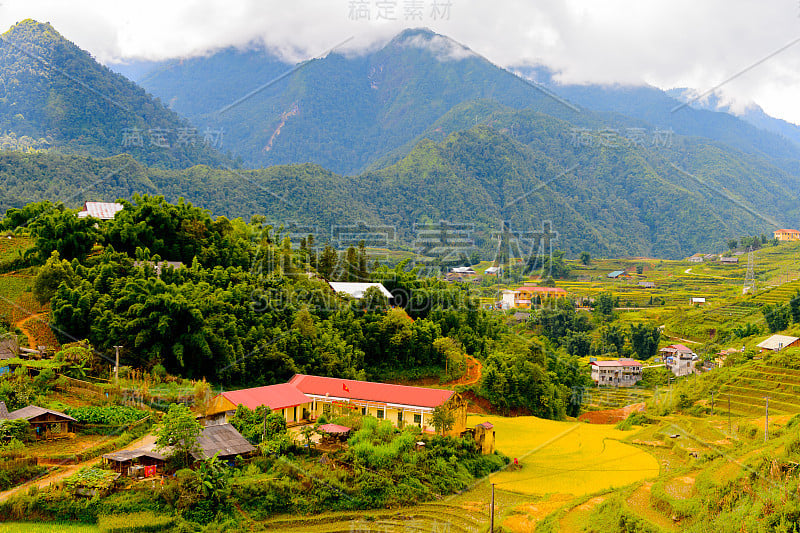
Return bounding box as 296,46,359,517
205,374,468,436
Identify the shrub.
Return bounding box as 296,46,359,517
98,511,176,532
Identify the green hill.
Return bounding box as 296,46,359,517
0,20,229,169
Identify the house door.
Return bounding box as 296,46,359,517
293,406,297,421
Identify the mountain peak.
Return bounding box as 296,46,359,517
3,19,62,41
385,28,475,62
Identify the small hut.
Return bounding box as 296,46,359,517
8,405,75,440
102,449,166,477
462,421,495,454
192,424,255,462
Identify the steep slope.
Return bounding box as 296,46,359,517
2,107,796,259
133,28,582,174
0,20,228,169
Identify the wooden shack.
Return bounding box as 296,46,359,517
192,423,256,462
8,405,75,440
102,449,166,477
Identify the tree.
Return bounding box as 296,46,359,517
762,303,790,333
599,324,626,356
628,324,661,360
580,252,591,265
594,292,614,317
727,239,738,252
33,251,79,304
156,403,202,468
636,264,644,275
318,244,338,280
565,331,592,357
299,425,318,454
790,292,800,323
431,404,455,435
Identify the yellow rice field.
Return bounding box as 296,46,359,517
468,415,660,496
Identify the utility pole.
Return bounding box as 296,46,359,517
113,345,123,387
728,395,732,435
490,483,495,532
765,397,770,443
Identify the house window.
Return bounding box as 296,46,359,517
377,409,384,419
361,407,367,415
414,414,422,425
397,411,403,423
323,403,331,416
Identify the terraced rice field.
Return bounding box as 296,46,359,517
718,363,800,417
260,481,532,532
582,387,653,411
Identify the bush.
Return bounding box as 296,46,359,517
616,411,653,431
98,511,175,532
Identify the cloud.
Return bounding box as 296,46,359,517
2,0,800,124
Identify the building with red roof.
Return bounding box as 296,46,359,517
204,374,467,435
205,383,313,426
289,374,466,435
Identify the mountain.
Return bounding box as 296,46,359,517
665,88,800,150
3,104,797,259
512,66,800,176
131,28,800,181
0,20,229,168
130,28,583,174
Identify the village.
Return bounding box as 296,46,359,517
2,201,800,531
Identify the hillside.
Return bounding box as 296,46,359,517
0,20,229,169
2,111,798,258
129,28,583,174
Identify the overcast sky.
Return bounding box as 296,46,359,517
3,0,800,124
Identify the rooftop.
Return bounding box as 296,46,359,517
289,374,454,409
590,359,643,367
757,334,800,351
8,405,76,422
220,383,311,412
77,202,123,220
192,424,255,460
328,282,393,300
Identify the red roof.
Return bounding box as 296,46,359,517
660,344,693,353
289,374,454,409
318,423,351,434
590,359,642,367
221,383,310,411
776,229,800,233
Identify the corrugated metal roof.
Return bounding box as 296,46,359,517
220,383,311,411
289,374,454,409
757,334,800,351
193,424,255,460
102,449,166,462
77,202,123,220
329,282,393,300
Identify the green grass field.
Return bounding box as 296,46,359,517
0,524,99,532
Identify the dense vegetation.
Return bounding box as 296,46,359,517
0,20,228,169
